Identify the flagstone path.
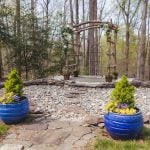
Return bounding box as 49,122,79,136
0,115,103,150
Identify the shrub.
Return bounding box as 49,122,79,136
106,76,136,114
4,69,23,96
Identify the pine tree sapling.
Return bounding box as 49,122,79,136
4,69,23,96
106,76,137,114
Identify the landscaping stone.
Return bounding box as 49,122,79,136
0,144,24,150
29,106,44,114
2,139,33,148
50,130,71,146
20,123,48,130
65,94,78,98
72,126,91,138
143,114,150,124
60,105,86,114
17,130,38,141
84,116,103,126
48,120,70,130
29,144,53,150
5,133,17,139
98,123,105,129
57,143,73,150
32,128,72,145
24,148,36,150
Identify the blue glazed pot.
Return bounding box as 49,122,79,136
0,98,29,124
104,109,143,140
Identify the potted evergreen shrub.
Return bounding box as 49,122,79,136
0,69,29,124
104,76,143,140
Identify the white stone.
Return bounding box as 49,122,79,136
0,144,24,150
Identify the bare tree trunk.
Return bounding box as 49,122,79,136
45,0,50,40
137,0,148,80
69,0,75,58
148,8,150,80
0,46,3,79
88,0,98,75
116,0,141,76
63,0,67,25
125,23,130,76
31,0,35,47
75,0,80,68
82,0,86,69
148,41,150,80
94,0,99,75
43,0,51,65
145,7,150,80
16,0,21,75
147,4,150,80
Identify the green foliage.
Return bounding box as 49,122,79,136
106,76,136,114
50,41,66,74
4,69,23,96
0,123,9,136
0,92,14,104
111,76,135,106
61,25,73,56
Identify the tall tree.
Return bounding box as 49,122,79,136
31,0,35,47
75,0,80,67
148,5,150,80
117,0,141,76
43,0,51,40
88,0,98,75
82,0,86,68
15,0,21,75
69,0,75,56
137,0,148,80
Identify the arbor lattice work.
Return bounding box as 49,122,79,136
65,20,118,77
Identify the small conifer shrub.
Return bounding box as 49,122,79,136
4,69,23,96
106,76,137,114
0,69,24,104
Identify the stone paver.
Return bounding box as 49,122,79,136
1,120,99,150
2,139,33,148
19,123,48,131
0,144,24,150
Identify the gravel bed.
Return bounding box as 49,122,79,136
0,85,149,121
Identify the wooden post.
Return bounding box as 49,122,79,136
113,30,117,72
69,0,75,60
107,31,112,76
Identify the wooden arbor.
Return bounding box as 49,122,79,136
65,20,118,77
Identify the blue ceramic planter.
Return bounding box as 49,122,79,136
0,98,29,124
104,109,143,140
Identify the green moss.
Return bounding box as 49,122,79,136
4,69,23,96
